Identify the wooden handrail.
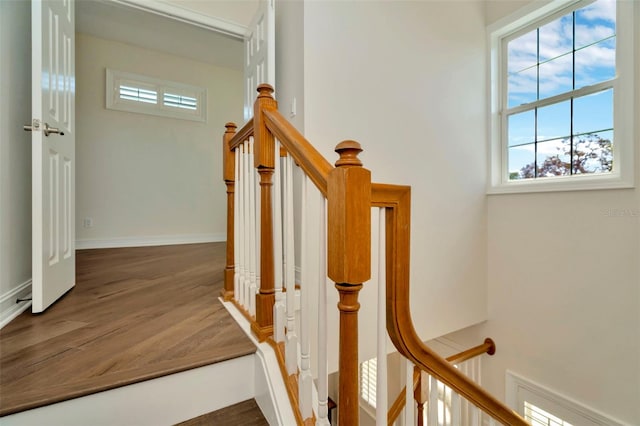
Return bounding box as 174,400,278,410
263,108,333,196
446,338,496,365
224,86,527,425
228,117,254,150
385,338,497,425
380,184,528,425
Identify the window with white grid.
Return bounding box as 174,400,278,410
488,0,635,193
106,69,206,122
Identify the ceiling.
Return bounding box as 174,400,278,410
75,0,246,70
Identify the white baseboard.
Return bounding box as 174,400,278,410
76,233,226,250
0,280,32,329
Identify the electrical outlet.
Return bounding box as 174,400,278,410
83,218,93,228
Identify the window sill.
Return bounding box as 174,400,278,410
487,174,635,195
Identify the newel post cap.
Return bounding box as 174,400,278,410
334,140,363,167
257,84,275,99
225,122,238,133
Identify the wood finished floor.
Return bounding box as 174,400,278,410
174,399,268,426
0,243,256,417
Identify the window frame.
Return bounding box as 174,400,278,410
487,0,635,194
106,69,207,123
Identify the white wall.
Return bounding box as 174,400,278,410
0,0,33,325
75,33,243,248
441,2,640,424
300,0,489,364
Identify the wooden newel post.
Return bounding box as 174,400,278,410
222,122,237,301
252,84,278,341
328,140,371,426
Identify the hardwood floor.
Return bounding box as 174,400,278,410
174,399,268,426
0,243,256,417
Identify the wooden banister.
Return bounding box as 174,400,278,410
251,84,278,341
228,117,254,150
221,122,237,301
328,141,371,426
263,108,332,196
380,184,528,425
446,338,496,365
386,338,497,425
223,85,527,425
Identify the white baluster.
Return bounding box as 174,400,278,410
273,141,285,342
405,359,415,426
254,139,261,317
234,146,240,301
243,139,251,310
489,418,497,426
316,196,330,426
428,375,438,426
248,138,257,316
376,207,388,426
240,142,248,308
299,175,312,419
470,404,480,426
451,391,461,426
284,154,298,375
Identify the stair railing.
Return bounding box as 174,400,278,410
222,84,528,425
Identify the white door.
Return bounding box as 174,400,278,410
29,0,76,313
244,0,275,121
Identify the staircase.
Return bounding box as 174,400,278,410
220,84,530,425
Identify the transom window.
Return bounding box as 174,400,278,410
488,0,635,193
106,69,206,122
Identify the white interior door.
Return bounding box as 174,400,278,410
244,0,275,121
30,0,76,313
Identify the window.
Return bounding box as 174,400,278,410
106,69,206,122
360,357,377,408
506,371,625,426
525,401,574,426
488,0,635,193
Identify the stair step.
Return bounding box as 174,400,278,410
175,399,268,426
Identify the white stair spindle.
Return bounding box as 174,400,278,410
248,138,257,316
375,207,388,426
451,390,461,426
316,196,330,426
405,359,415,426
428,375,438,426
273,141,285,343
251,140,262,315
243,140,251,310
470,404,480,426
285,154,298,375
489,418,498,426
241,140,247,309
298,175,312,419
234,146,240,301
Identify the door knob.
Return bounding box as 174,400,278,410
23,119,64,136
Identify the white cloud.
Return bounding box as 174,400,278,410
507,0,616,102
579,0,616,23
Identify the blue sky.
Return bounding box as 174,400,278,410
506,0,616,174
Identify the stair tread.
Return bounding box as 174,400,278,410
175,399,268,426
